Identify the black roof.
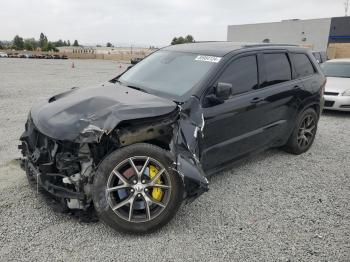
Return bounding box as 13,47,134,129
163,42,300,56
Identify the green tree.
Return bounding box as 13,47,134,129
177,37,185,44
171,37,178,45
0,41,3,49
39,32,48,48
106,42,113,47
73,40,79,46
171,35,195,45
185,35,194,43
24,38,37,51
42,42,58,52
67,40,71,46
13,35,24,50
54,39,64,47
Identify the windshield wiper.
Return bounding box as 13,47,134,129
114,79,149,93
125,85,148,93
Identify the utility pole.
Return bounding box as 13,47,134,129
346,0,349,16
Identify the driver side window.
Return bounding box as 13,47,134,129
218,55,259,96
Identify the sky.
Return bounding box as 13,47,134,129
0,0,347,47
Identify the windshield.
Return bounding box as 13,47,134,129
118,50,219,99
321,62,350,78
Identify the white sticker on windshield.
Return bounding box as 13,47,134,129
195,55,222,63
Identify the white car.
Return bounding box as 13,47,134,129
0,52,8,58
321,59,350,111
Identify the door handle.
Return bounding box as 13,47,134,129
250,97,263,104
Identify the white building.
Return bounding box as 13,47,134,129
227,18,333,51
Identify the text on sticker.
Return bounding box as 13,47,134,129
195,55,222,63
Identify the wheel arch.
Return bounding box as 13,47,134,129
297,100,321,118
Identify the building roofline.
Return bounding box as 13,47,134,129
227,17,339,27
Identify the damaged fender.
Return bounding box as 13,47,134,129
171,96,209,201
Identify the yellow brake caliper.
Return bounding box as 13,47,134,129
149,165,163,201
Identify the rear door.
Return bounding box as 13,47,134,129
200,50,298,172
255,51,301,142
289,52,323,109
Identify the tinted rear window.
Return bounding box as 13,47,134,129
291,53,315,78
262,53,292,87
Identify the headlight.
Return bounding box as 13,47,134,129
342,89,350,96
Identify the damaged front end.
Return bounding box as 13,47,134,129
19,87,208,213
19,116,94,210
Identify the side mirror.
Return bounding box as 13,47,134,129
215,82,232,101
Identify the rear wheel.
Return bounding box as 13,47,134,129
92,143,183,233
284,108,318,155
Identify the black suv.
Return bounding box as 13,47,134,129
19,42,325,233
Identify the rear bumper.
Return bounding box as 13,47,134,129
324,95,350,111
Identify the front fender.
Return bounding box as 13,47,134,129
176,154,208,202
171,96,209,202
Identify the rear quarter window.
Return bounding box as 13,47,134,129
290,53,316,78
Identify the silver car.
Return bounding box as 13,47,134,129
321,59,350,112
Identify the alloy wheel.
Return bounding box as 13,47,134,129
106,156,172,223
297,114,316,148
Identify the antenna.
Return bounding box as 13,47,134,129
346,0,349,16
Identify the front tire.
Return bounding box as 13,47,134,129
92,143,184,234
284,108,318,155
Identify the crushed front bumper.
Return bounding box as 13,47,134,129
20,158,85,200
19,117,92,208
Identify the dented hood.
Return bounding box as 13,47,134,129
30,82,177,142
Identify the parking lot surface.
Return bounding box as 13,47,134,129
0,59,349,261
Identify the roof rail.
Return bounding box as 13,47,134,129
176,41,299,47
243,43,299,48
